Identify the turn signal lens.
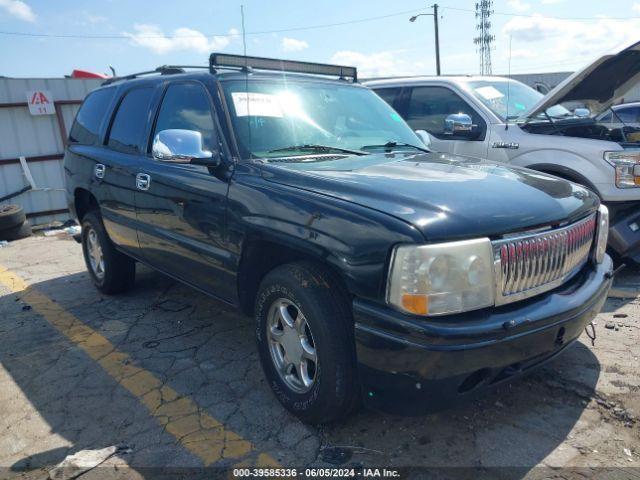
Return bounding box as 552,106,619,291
401,294,429,315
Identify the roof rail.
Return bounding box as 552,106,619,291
209,53,357,82
101,65,208,85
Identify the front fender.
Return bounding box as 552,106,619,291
227,166,424,301
509,149,605,195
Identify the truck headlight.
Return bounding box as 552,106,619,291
605,151,640,188
593,204,609,264
386,238,495,316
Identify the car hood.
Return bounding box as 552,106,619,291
260,152,598,241
523,39,640,120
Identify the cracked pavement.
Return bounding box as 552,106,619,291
0,235,638,478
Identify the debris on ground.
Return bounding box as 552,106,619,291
604,322,615,330
0,241,7,248
48,446,122,480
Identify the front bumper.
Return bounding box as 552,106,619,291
353,255,613,415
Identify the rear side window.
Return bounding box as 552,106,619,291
374,87,402,111
69,88,115,145
107,87,154,154
152,83,215,151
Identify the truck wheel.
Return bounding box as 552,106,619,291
255,262,359,423
81,211,135,294
0,205,26,230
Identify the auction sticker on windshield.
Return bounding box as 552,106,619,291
475,86,504,100
231,92,283,117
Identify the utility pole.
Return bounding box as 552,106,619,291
433,4,440,76
409,4,441,76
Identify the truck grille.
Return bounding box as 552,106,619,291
493,213,596,305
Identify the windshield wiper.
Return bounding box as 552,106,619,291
268,144,367,156
360,141,429,153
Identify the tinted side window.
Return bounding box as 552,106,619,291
153,83,215,151
406,86,485,140
69,88,115,145
617,107,640,124
107,87,154,154
374,87,402,110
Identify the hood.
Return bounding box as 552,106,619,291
260,152,598,241
524,39,640,120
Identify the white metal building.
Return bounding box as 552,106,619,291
0,77,101,226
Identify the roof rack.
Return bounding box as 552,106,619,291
209,53,357,82
101,65,208,85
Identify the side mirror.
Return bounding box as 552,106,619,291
573,108,591,118
414,129,432,149
443,113,476,138
152,129,219,167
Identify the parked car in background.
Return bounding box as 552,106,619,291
65,54,612,423
597,101,640,130
366,39,640,263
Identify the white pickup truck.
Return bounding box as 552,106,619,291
366,40,640,262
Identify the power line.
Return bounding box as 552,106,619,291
0,7,427,39
1,4,638,40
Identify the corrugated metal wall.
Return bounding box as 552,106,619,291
0,78,102,225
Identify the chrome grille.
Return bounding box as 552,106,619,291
493,214,596,305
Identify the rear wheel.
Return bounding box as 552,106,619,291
81,211,135,294
255,262,359,424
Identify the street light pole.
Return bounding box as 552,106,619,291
409,4,441,76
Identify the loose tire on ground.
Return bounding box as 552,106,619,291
0,205,26,231
0,220,31,241
255,261,360,424
81,210,136,294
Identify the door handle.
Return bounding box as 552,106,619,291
136,173,151,191
94,164,105,179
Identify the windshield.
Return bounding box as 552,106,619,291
221,79,421,159
466,80,572,121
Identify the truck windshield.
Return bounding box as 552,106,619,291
466,79,571,121
221,79,421,159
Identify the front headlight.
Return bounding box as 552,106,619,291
386,238,495,316
604,151,640,188
593,204,609,264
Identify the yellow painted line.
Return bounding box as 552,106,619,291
0,265,280,468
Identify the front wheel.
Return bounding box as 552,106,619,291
255,262,360,424
81,211,135,294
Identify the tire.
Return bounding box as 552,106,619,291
0,220,31,241
0,204,26,230
81,210,135,294
255,261,359,424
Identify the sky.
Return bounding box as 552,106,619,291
0,0,639,78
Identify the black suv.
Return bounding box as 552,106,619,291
64,54,613,423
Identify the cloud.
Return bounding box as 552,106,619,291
509,48,538,59
502,14,640,71
330,50,429,78
0,0,35,22
633,3,640,13
124,25,239,54
281,37,309,52
541,0,563,4
507,0,530,12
